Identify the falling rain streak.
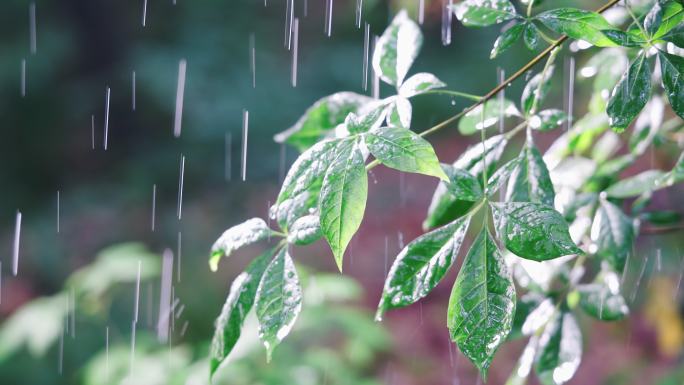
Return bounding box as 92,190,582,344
241,110,249,181
355,0,363,28
173,59,187,138
284,0,294,49
132,71,136,111
151,184,156,231
249,34,256,88
418,0,425,24
225,132,232,181
12,211,22,276
177,232,182,282
324,0,333,37
104,87,111,150
91,115,95,150
566,56,575,130
157,249,174,343
371,36,379,98
177,155,185,220
56,190,60,233
142,0,148,27
362,23,370,91
291,18,299,87
21,59,26,97
29,2,36,54
441,0,453,46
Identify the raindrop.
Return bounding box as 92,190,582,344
631,254,649,302
58,329,64,374
279,143,286,183
225,132,232,181
249,34,256,88
241,110,249,181
12,211,21,276
142,0,148,27
418,0,425,24
371,36,379,98
130,319,137,374
180,320,189,337
131,71,136,111
173,59,187,138
284,0,294,49
355,0,363,28
91,115,95,150
29,2,36,54
441,0,453,46
104,87,110,150
177,231,182,282
56,190,60,233
157,249,174,343
291,18,299,87
177,155,185,220
566,56,575,131
397,231,404,249
134,260,141,322
20,59,26,97
324,0,333,37
151,184,156,231
362,23,370,91
674,253,684,300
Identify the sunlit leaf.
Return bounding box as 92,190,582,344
505,136,555,206
658,50,684,120
385,96,413,128
652,1,684,40
398,72,446,97
274,92,373,151
491,23,525,59
591,198,634,272
210,218,277,272
255,247,302,361
606,52,652,132
536,8,620,47
491,202,581,261
345,104,387,134
377,216,471,319
448,230,515,378
644,0,664,37
458,99,520,135
372,10,423,86
320,139,368,271
366,126,448,180
452,0,519,27
535,311,582,385
210,248,272,376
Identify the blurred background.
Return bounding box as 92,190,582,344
1,0,684,384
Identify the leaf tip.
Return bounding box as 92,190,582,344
209,252,221,272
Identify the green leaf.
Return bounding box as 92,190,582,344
210,218,276,272
447,230,515,378
509,293,544,341
398,72,446,97
491,202,581,261
659,50,684,120
273,139,339,232
372,10,423,86
605,170,666,198
320,139,368,271
640,210,682,225
662,24,684,47
653,1,684,40
452,0,518,28
486,158,520,196
385,96,412,128
424,135,508,229
286,215,322,245
443,164,484,201
606,53,652,132
274,92,373,151
345,104,387,135
376,216,471,320
366,126,448,181
255,247,303,361
601,29,647,48
523,21,541,51
505,137,555,206
535,311,582,385
521,65,555,116
458,99,520,135
505,335,539,385
529,109,568,131
591,199,634,272
536,8,620,47
644,1,664,37
629,96,664,155
656,152,684,188
491,23,525,59
578,269,629,321
210,248,272,376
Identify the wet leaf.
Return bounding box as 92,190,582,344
536,8,619,47
505,137,555,206
662,24,684,47
509,293,544,341
399,72,446,97
274,92,373,151
443,164,484,201
491,202,581,261
652,1,684,40
452,0,518,28
591,199,634,272
372,10,423,86
366,126,448,180
458,99,520,135
606,53,651,132
578,269,629,321
210,218,276,272
491,23,525,59
424,135,508,229
524,21,541,50
629,96,664,155
376,216,471,319
486,158,520,196
345,104,387,134
530,109,568,131
255,248,302,361
644,1,664,37
273,139,340,232
605,170,666,198
658,50,684,120
535,311,582,385
521,66,555,116
448,230,515,378
320,139,368,271
287,215,322,245
385,96,413,128
210,248,272,376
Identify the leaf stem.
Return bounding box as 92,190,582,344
418,89,483,102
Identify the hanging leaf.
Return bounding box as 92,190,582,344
536,8,620,47
452,0,519,28
644,1,664,37
535,311,582,385
458,99,520,135
521,65,555,116
210,248,272,376
529,109,568,131
210,218,277,272
524,21,541,50
491,202,581,261
385,96,413,128
320,139,368,271
486,158,521,196
578,269,629,321
273,139,340,232
505,136,556,206
398,72,447,97
254,247,303,361
447,230,515,378
366,126,448,180
424,135,508,229
591,199,634,272
491,23,525,59
658,50,684,120
287,215,322,246
372,10,423,86
376,216,471,320
652,1,684,40
605,170,666,198
606,52,652,132
274,92,373,151
443,164,484,201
